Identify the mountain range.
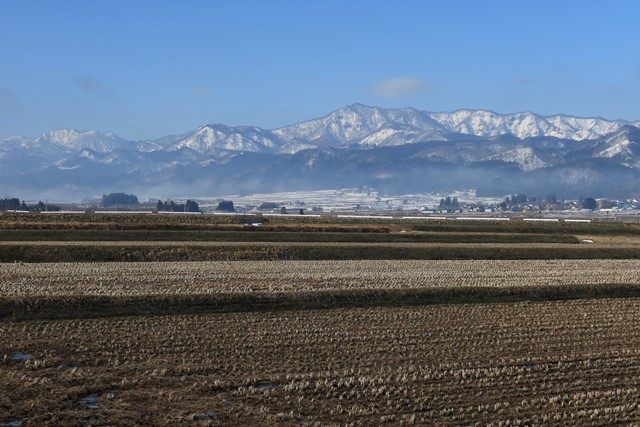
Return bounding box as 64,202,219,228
2,104,640,199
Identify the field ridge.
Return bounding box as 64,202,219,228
1,241,639,262
3,283,640,320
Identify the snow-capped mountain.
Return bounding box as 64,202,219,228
482,146,547,172
165,124,283,154
5,104,635,155
273,103,449,148
274,104,629,149
1,104,639,198
590,125,640,168
34,129,132,153
427,109,624,140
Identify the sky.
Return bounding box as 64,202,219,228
1,0,639,140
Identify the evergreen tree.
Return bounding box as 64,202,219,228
102,193,139,206
185,200,200,212
0,198,21,211
582,197,598,210
216,200,234,212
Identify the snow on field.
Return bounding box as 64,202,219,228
201,188,505,212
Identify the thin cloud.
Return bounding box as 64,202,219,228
602,83,623,94
75,75,113,96
512,76,541,87
370,76,425,98
0,85,23,115
553,66,579,81
193,85,213,98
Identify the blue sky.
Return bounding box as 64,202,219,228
1,0,639,139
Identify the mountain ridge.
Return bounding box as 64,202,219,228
5,103,639,153
2,104,640,198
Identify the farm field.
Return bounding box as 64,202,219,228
2,241,640,263
2,213,640,425
3,259,640,297
2,211,640,235
0,229,583,243
2,259,640,321
3,300,640,425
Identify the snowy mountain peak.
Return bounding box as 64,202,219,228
2,109,640,198
6,105,637,157
34,129,129,153
593,125,640,164
273,103,449,148
273,104,391,146
425,109,624,140
37,129,93,144
168,123,282,153
274,105,635,149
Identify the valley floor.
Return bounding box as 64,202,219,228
1,213,640,425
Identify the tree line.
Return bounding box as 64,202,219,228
0,198,61,212
157,199,200,212
439,196,459,210
102,193,139,206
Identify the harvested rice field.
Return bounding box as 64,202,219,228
1,213,640,425
2,259,640,297
3,300,640,425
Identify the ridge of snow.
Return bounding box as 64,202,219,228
484,146,547,171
